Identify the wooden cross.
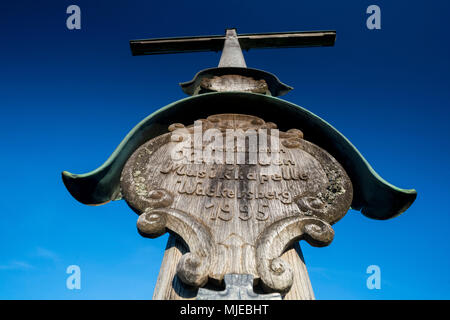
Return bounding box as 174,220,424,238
62,26,417,301
123,29,346,301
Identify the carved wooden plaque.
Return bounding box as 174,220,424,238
120,114,352,295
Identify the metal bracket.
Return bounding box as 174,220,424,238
197,274,282,300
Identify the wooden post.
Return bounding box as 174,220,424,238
153,235,314,300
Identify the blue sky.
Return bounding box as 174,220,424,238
1,0,449,299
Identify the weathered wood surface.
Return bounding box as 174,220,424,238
120,114,352,298
153,235,314,300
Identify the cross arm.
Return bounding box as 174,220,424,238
237,30,336,50
130,34,226,56
129,30,336,56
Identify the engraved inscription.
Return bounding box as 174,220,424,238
120,114,353,294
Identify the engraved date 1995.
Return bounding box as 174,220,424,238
205,201,269,221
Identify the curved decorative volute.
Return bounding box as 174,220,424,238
135,193,214,288
255,217,334,294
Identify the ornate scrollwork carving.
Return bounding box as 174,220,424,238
197,274,281,300
136,198,214,288
120,113,353,296
255,217,334,295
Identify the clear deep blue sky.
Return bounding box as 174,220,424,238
1,0,449,299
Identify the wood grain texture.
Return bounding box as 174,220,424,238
153,235,315,300
153,235,197,300
121,114,353,298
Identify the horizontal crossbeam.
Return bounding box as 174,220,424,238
130,30,336,56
